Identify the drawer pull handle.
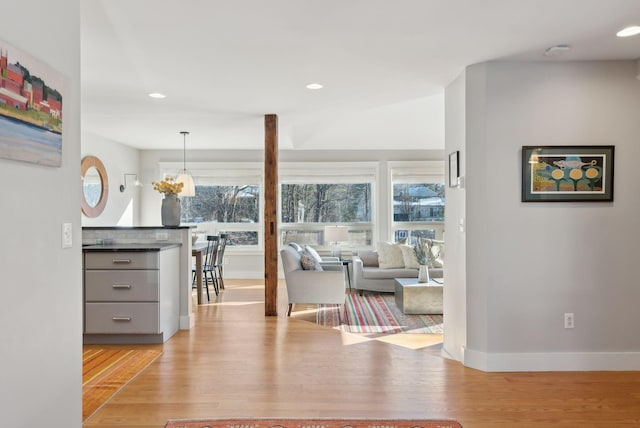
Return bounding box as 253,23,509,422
112,317,132,322
112,284,131,289
112,259,132,264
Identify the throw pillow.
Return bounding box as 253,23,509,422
300,250,323,271
288,242,303,253
399,244,420,269
304,245,323,263
430,240,445,268
358,251,379,267
376,241,405,269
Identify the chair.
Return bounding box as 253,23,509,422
215,233,229,291
192,235,220,301
280,245,346,316
288,242,341,267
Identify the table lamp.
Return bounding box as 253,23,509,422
324,225,349,259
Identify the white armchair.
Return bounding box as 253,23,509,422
280,245,346,316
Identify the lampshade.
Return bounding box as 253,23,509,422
324,225,349,243
177,131,195,197
176,172,195,196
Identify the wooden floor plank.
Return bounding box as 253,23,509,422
83,280,640,428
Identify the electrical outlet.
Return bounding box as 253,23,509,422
564,313,574,329
156,232,169,241
62,223,72,248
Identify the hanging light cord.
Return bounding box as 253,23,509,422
181,131,189,173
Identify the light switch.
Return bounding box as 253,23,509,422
62,223,72,248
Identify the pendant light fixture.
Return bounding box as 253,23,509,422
176,131,196,197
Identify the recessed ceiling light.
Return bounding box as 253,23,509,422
544,45,571,56
305,83,323,90
148,92,166,99
616,26,640,37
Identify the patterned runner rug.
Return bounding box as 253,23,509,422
82,347,162,421
165,418,462,428
312,293,443,335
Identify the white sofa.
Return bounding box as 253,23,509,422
351,240,444,294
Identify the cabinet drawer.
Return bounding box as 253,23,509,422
85,303,160,334
85,270,159,302
84,251,159,270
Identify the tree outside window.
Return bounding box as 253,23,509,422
280,183,373,248
183,184,260,246
281,183,371,223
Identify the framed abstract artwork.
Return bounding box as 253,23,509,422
522,145,614,202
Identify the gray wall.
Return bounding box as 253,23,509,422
444,60,640,371
0,0,82,425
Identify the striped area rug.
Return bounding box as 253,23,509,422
316,293,443,334
165,418,462,428
82,347,162,421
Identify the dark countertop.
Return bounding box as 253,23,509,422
82,243,182,252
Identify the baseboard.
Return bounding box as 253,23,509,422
226,271,265,279
180,314,195,330
463,347,640,371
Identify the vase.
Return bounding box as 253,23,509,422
418,265,430,283
161,193,181,226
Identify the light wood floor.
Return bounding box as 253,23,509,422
84,280,640,428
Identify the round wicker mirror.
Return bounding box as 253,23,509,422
81,155,109,217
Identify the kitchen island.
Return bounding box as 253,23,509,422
83,243,181,344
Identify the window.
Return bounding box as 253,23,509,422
279,162,377,249
390,162,445,243
281,183,371,223
184,184,260,246
159,162,263,248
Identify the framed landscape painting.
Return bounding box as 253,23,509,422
522,145,614,202
0,38,64,167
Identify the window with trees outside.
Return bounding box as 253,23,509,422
183,184,260,246
165,162,263,248
390,162,445,244
279,162,377,251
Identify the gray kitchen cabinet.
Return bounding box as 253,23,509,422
83,245,180,344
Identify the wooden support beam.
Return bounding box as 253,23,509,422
264,114,278,316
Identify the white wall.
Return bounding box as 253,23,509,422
0,1,82,426
82,132,141,226
446,60,640,371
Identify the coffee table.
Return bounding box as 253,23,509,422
394,277,443,315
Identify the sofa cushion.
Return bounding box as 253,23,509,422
362,267,417,279
357,250,379,267
300,249,323,271
288,242,303,253
376,242,404,269
399,244,420,269
281,246,302,273
427,239,445,268
304,245,323,263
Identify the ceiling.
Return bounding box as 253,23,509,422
80,0,640,151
